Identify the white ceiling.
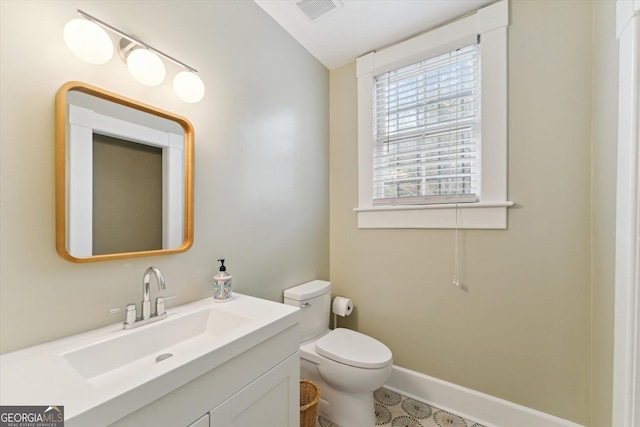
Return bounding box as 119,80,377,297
254,0,496,70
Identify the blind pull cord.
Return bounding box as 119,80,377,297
452,47,463,289
453,206,461,288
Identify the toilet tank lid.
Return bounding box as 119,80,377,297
284,280,330,300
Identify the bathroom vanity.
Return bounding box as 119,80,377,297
0,294,300,427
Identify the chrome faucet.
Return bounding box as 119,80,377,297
109,266,175,330
142,266,166,320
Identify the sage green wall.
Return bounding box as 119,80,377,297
590,1,618,426
330,1,594,424
0,1,329,353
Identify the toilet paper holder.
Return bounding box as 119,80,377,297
332,296,353,328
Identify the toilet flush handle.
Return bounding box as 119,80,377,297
300,303,311,308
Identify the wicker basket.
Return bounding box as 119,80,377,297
299,379,321,427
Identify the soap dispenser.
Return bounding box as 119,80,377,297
213,259,232,302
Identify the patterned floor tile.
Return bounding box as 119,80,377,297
316,387,486,427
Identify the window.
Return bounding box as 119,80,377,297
356,0,511,229
373,43,480,206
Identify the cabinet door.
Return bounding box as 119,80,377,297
209,353,299,427
188,414,209,427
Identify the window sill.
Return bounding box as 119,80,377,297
354,201,514,229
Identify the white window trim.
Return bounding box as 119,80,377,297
612,2,640,426
355,0,512,229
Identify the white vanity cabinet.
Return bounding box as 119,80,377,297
0,295,301,427
209,353,299,426
109,325,300,427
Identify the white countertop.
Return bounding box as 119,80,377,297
0,293,299,425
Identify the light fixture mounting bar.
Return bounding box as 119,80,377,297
76,9,197,73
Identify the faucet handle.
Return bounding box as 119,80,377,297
109,304,137,326
156,295,176,316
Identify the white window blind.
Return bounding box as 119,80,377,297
373,42,480,206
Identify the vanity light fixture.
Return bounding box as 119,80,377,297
125,48,166,87
63,10,205,103
63,18,113,65
173,71,206,104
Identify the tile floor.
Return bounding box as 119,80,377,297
316,387,486,427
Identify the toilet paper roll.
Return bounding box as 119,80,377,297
332,296,353,317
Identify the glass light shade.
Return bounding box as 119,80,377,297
63,19,114,65
173,71,205,103
127,49,166,86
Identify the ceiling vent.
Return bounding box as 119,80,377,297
295,0,344,22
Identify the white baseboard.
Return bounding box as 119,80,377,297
385,365,585,427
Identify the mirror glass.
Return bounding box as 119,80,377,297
56,81,194,262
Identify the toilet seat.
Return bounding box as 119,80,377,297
315,328,392,369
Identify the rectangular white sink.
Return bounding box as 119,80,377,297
0,293,299,425
62,308,253,388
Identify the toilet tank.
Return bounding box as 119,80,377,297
284,280,331,342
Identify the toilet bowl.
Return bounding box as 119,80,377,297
284,281,393,426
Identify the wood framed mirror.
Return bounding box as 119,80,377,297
55,81,194,262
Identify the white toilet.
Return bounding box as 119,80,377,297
284,280,393,427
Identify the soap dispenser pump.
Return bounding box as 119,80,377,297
213,259,232,302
